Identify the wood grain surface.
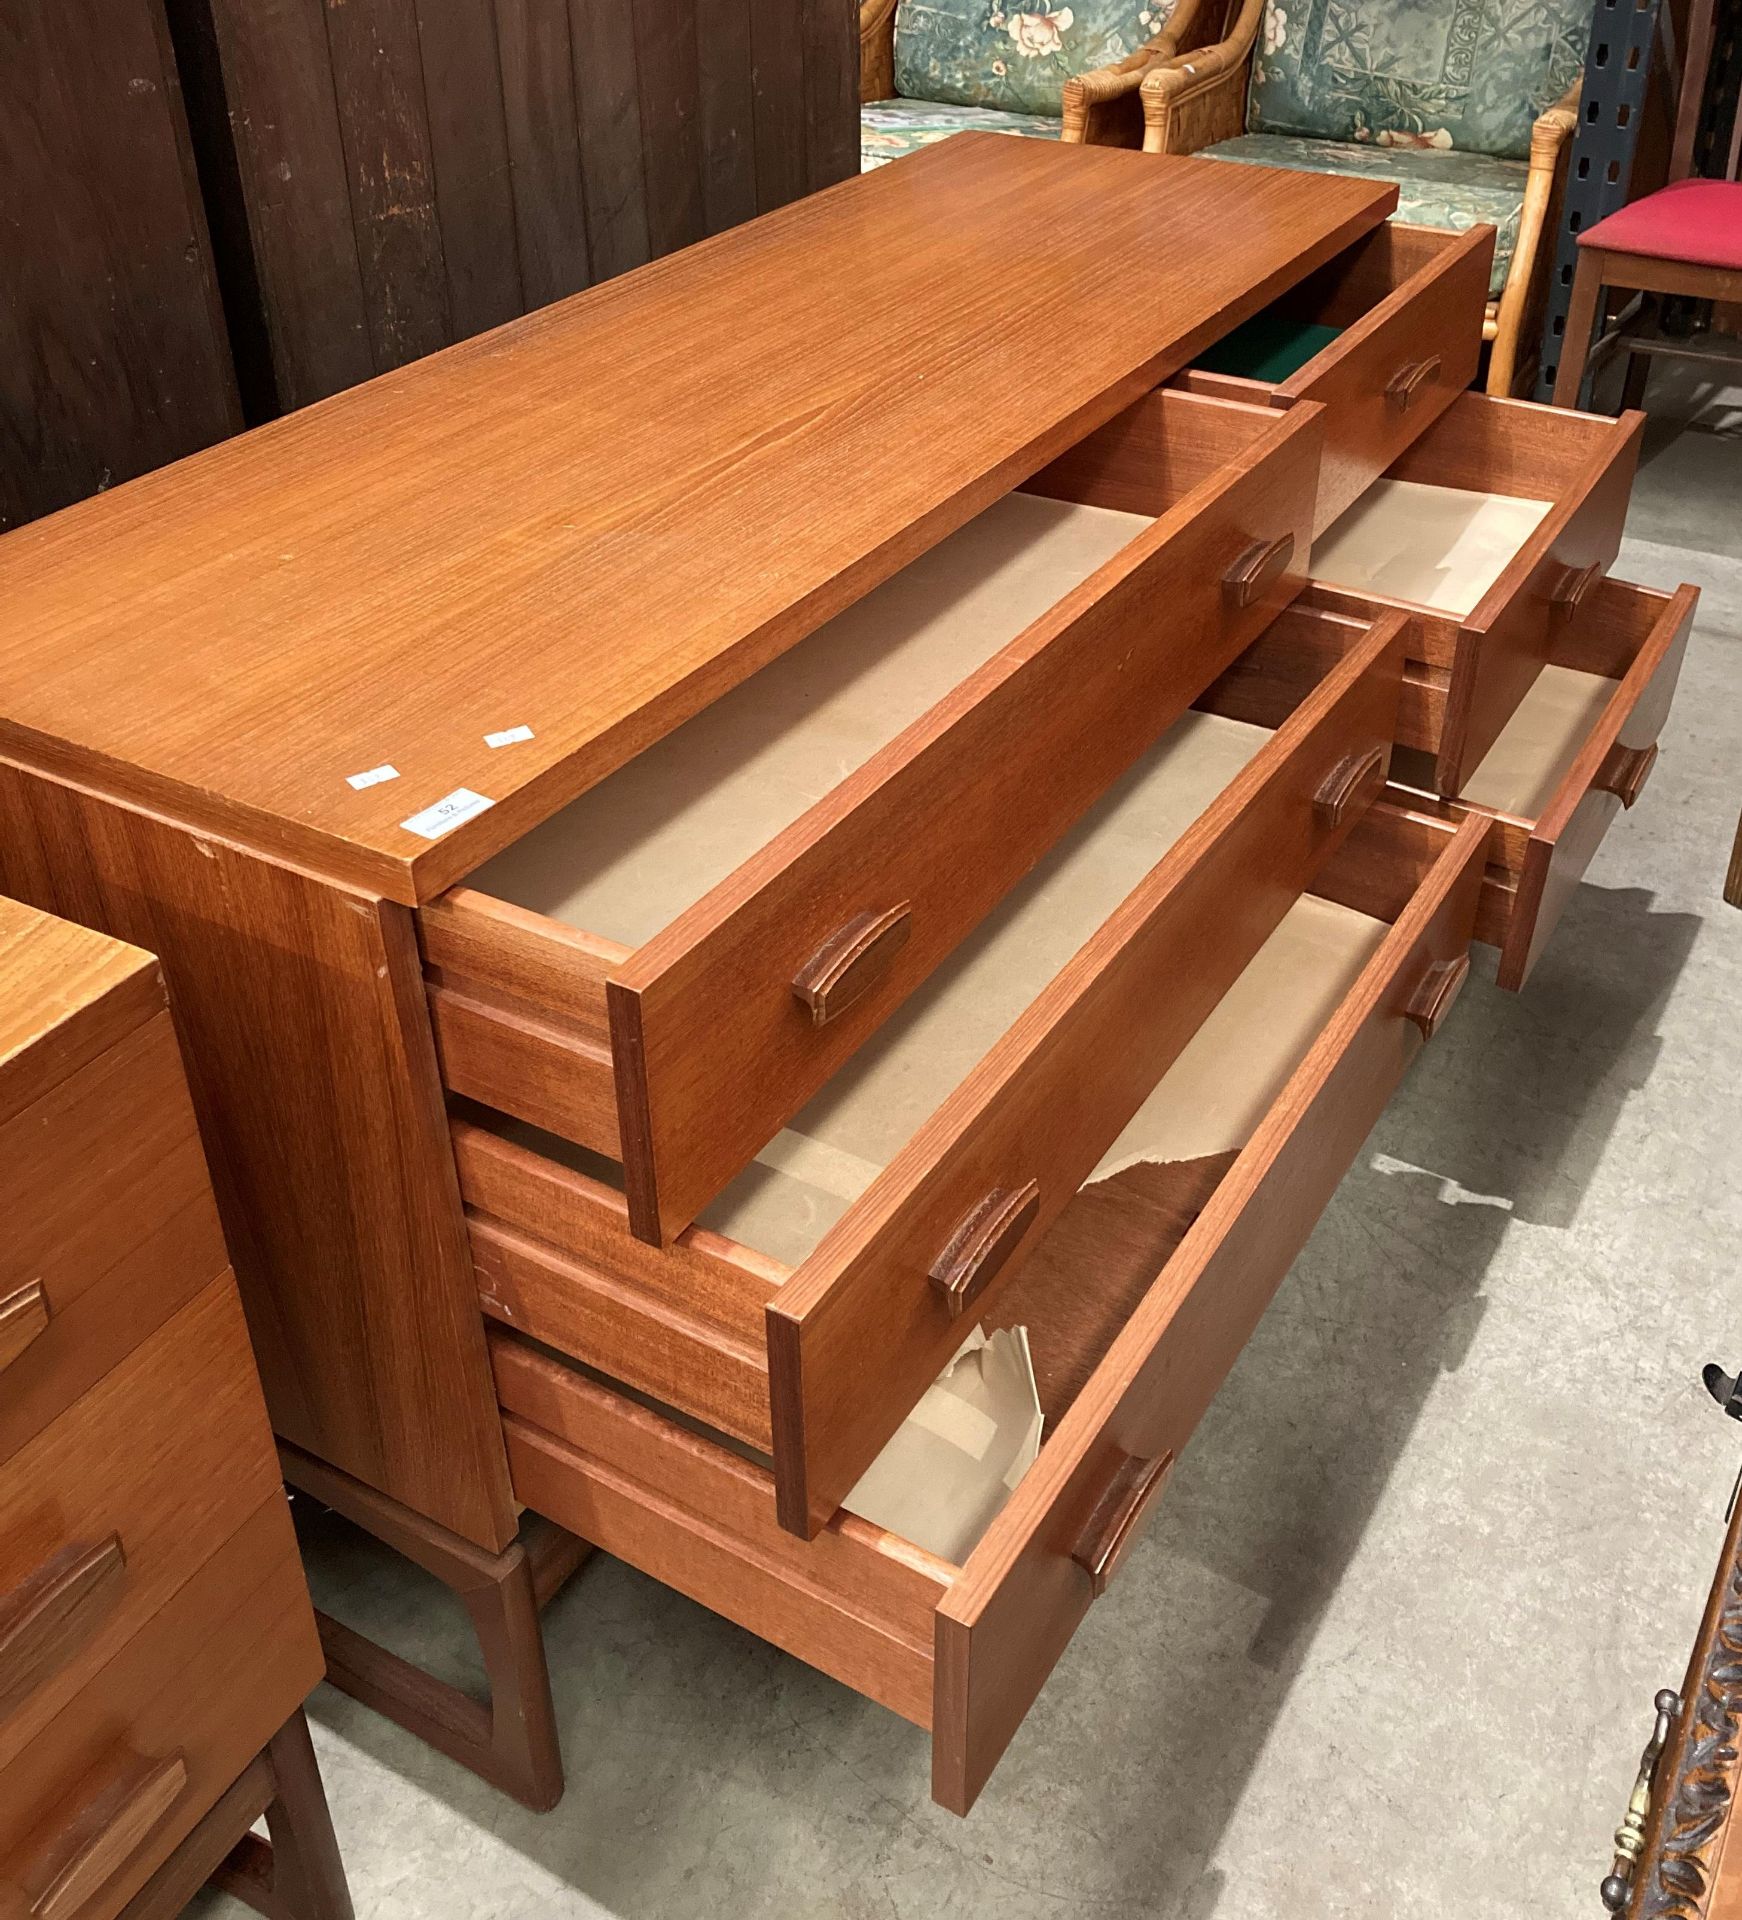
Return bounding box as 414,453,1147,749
767,608,1408,1537
932,810,1489,1813
495,1336,947,1727
0,1277,280,1766
0,140,1394,901
0,897,162,1128
0,768,516,1550
1495,581,1695,988
610,392,1324,1241
0,1012,229,1464
1307,393,1645,796
0,1498,318,1920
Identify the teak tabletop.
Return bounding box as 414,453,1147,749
0,138,1393,903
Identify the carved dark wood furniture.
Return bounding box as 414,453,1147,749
1603,1463,1742,1916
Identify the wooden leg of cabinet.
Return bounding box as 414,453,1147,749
1726,807,1742,909
280,1443,589,1812
117,1710,349,1920
214,1714,352,1920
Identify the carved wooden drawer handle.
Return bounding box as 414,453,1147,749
1552,559,1605,618
0,1535,127,1718
0,1282,50,1374
1221,533,1294,611
1598,740,1658,810
1404,954,1470,1042
1073,1451,1175,1598
26,1750,188,1920
928,1180,1041,1320
791,905,912,1027
1313,744,1387,830
1384,355,1442,411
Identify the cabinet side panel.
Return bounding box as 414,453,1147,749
0,761,515,1549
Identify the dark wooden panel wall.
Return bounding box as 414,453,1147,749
0,0,239,531
166,0,861,416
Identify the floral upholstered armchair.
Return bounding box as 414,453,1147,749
859,0,1244,167
1137,0,1587,394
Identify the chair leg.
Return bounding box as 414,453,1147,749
1553,248,1606,406
281,1443,589,1811
214,1713,354,1920
1726,808,1742,909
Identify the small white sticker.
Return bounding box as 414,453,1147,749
401,788,494,841
484,724,535,749
346,763,399,790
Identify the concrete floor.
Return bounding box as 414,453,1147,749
204,363,1742,1918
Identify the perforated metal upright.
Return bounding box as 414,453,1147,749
1534,0,1668,401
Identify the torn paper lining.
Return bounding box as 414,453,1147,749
843,1327,1044,1565
796,894,1391,1564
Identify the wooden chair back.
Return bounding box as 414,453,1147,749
1667,0,1741,181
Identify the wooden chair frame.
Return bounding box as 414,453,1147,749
859,0,1190,147
1135,0,1580,394
1552,0,1742,410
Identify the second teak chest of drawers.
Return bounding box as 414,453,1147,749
0,137,1698,1815
0,899,346,1920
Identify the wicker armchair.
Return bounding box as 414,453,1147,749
1139,0,1582,395
859,0,1213,164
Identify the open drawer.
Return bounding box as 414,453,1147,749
1302,390,1645,797
448,600,1411,1540
488,797,1487,1814
1382,575,1697,990
1181,222,1494,535
418,388,1323,1247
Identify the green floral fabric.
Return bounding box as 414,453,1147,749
1201,133,1526,296
1246,0,1586,161
860,98,1063,170
892,0,1173,116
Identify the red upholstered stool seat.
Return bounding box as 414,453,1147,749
1580,178,1742,269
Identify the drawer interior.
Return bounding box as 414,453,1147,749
487,848,1400,1553
1391,574,1684,827
428,386,1323,1242
1191,224,1464,386
693,702,1277,1269
487,798,1478,1811
459,403,1272,953
461,605,1408,1542
1311,479,1553,618
1308,393,1622,626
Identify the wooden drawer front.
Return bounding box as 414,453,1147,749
422,391,1325,1247
0,1497,317,1920
1489,579,1693,990
495,1339,947,1730
0,1277,279,1762
935,808,1488,1813
0,1013,228,1464
1311,393,1645,797
457,1121,781,1454
1182,225,1492,537
1275,226,1489,535
768,609,1406,1538
492,814,1482,1814
1394,577,1696,991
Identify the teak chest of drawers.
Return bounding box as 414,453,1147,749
0,899,346,1920
0,138,1697,1814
